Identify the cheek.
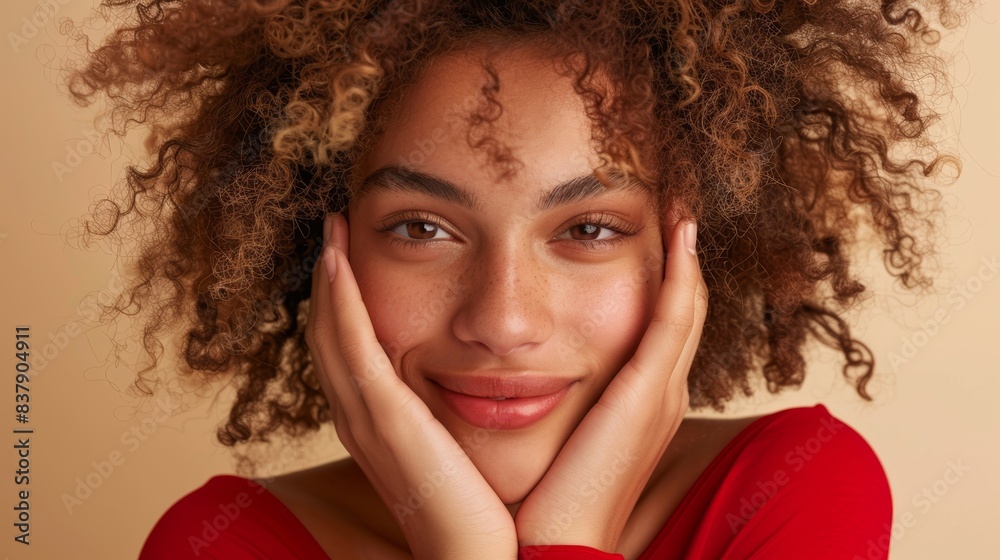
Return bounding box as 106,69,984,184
349,256,457,361
557,257,661,370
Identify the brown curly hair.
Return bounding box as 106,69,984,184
62,0,967,466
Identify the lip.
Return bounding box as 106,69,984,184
429,373,577,430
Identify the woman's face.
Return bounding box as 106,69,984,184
347,46,669,505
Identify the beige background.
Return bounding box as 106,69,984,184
1,0,997,558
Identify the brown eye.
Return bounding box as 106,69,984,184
569,223,605,241
562,223,616,242
385,219,453,241
404,222,440,239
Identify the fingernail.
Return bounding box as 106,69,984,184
324,246,338,281
684,220,697,256
323,214,334,245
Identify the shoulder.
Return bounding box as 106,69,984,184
137,474,330,560
741,404,891,489
716,404,893,557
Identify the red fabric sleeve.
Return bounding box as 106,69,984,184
716,409,894,559
137,475,330,559
518,544,625,559
641,404,893,559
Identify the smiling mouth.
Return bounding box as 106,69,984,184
428,376,577,430
427,372,578,399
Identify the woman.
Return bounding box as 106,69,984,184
63,0,964,558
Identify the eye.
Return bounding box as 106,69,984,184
375,211,455,249
389,221,452,241
554,211,642,251
559,222,618,241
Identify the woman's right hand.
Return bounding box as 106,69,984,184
305,212,518,560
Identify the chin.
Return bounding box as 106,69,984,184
478,458,545,505
458,427,566,505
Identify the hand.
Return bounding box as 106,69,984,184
305,212,518,560
513,214,708,553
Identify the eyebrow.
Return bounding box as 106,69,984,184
353,165,650,212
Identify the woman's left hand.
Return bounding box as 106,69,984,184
513,215,709,553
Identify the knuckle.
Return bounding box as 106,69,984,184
696,278,709,304
307,321,335,353
337,338,368,367
657,317,695,339
369,403,407,447
597,373,647,420
593,393,631,423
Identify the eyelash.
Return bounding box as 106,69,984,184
374,210,641,252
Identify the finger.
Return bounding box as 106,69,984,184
661,221,709,400
329,209,350,259
618,217,703,392
659,202,684,271
323,215,411,415
669,258,709,397
308,213,365,419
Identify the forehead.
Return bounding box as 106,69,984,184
401,47,586,126
358,46,600,182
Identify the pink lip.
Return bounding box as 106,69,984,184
429,374,577,430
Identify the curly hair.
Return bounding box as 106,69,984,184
62,0,966,466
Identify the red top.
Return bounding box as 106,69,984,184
138,403,893,559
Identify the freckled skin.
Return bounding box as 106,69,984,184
346,46,667,506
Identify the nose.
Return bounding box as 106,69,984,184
452,240,554,356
